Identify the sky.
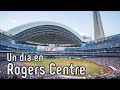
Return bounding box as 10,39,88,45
0,11,120,39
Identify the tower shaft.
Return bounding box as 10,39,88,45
93,11,105,40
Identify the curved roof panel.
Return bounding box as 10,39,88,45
8,21,85,46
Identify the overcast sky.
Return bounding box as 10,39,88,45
0,11,120,39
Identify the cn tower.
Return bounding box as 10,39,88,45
93,11,105,40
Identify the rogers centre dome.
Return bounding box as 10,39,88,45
8,21,85,47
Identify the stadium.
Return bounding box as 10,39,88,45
0,11,120,79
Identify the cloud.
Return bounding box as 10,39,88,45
10,20,17,24
78,32,89,36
